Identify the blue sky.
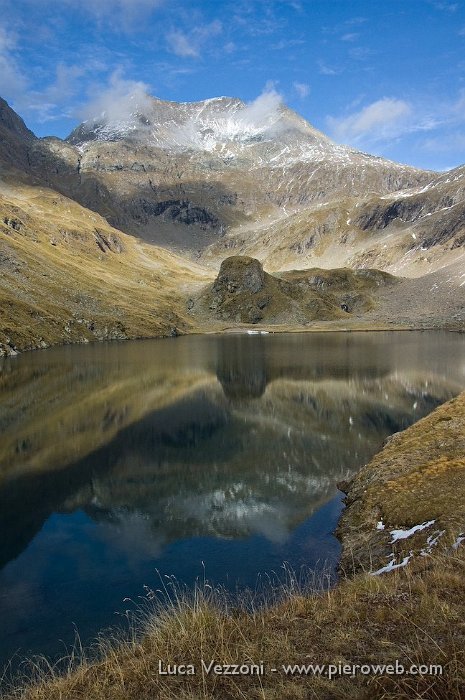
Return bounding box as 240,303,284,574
1,0,465,170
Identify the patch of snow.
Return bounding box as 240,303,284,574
420,530,446,556
376,520,385,530
371,552,413,576
390,520,435,543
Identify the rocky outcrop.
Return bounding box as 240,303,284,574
197,256,396,325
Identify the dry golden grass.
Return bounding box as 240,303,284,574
1,546,464,700
338,391,465,576
0,182,212,355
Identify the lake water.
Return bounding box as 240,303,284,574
1,331,465,674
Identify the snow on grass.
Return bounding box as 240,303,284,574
420,530,446,556
390,520,435,543
371,552,413,576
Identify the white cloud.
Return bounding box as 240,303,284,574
0,29,29,107
349,46,373,60
20,0,164,32
167,85,285,150
238,86,283,128
232,1,285,37
166,20,223,58
0,54,28,104
79,70,153,126
45,63,85,104
431,1,459,10
327,97,413,144
451,88,465,114
293,81,310,99
0,27,17,53
422,132,465,152
317,59,339,76
0,29,87,122
21,64,88,123
272,38,305,50
341,32,359,41
166,31,198,58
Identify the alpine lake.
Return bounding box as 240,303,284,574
1,331,465,675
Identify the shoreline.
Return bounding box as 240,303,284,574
2,388,465,698
1,320,463,358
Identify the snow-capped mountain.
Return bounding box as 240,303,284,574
68,94,367,168
27,94,427,254
2,92,464,278
1,93,465,355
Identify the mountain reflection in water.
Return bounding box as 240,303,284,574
0,331,464,668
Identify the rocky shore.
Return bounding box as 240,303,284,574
337,391,465,575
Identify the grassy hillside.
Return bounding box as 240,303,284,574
0,180,211,355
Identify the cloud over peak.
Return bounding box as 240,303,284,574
327,97,412,145
159,86,286,151
293,82,310,99
79,70,153,128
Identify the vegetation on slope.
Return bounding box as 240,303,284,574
2,541,463,699
0,181,210,356
338,390,465,575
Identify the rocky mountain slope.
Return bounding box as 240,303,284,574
212,166,465,279
0,97,36,175
4,92,464,278
1,95,433,254
0,93,464,352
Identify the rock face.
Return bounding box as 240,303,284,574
199,255,396,325
213,256,266,295
0,95,435,256
206,257,273,323
0,97,36,172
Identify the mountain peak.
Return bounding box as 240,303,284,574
66,93,332,158
0,97,35,142
0,97,36,172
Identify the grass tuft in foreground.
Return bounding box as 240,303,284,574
1,544,464,700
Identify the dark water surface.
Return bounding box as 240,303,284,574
1,331,465,673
